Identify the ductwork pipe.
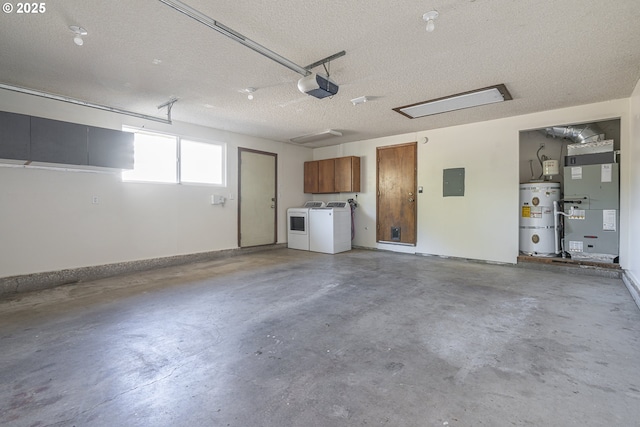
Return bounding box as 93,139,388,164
544,124,605,144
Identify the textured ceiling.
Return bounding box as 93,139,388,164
1,0,639,147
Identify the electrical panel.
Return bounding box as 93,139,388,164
443,168,465,197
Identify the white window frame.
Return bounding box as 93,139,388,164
179,138,226,187
121,126,226,186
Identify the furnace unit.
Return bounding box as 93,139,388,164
563,140,619,263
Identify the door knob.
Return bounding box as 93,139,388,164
271,205,275,208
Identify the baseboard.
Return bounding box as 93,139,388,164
0,243,286,298
352,246,513,266
416,252,513,266
622,270,640,311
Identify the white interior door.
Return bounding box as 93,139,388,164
239,148,277,247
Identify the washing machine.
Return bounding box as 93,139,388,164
309,201,352,254
287,201,325,250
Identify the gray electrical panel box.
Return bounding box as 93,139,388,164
443,168,465,197
563,162,619,262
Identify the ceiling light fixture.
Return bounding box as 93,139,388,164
69,25,87,46
244,87,256,100
351,96,369,106
290,129,342,144
423,11,439,32
393,84,512,119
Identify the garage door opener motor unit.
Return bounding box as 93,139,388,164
298,73,339,99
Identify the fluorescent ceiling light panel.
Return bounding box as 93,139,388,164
290,129,342,144
393,84,512,119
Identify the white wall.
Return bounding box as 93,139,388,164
0,90,312,278
519,130,565,184
627,80,640,284
313,99,632,265
1,89,636,277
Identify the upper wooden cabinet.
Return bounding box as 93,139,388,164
317,158,335,193
335,156,361,192
304,161,319,193
304,156,360,194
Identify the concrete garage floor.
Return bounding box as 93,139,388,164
1,249,639,426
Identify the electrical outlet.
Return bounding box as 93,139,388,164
92,196,100,204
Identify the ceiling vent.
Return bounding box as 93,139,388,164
290,129,342,144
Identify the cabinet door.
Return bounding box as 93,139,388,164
30,117,88,165
335,156,361,192
88,126,134,169
350,156,361,192
0,111,30,161
304,161,319,193
318,158,335,193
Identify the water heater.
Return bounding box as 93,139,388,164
519,182,560,256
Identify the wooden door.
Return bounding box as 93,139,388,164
239,148,277,247
376,142,417,244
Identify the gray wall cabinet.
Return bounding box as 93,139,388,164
0,111,134,169
0,111,31,161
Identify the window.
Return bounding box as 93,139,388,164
122,128,225,185
122,130,177,183
180,139,224,185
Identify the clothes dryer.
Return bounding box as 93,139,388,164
287,201,325,250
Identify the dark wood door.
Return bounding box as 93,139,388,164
376,142,417,245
